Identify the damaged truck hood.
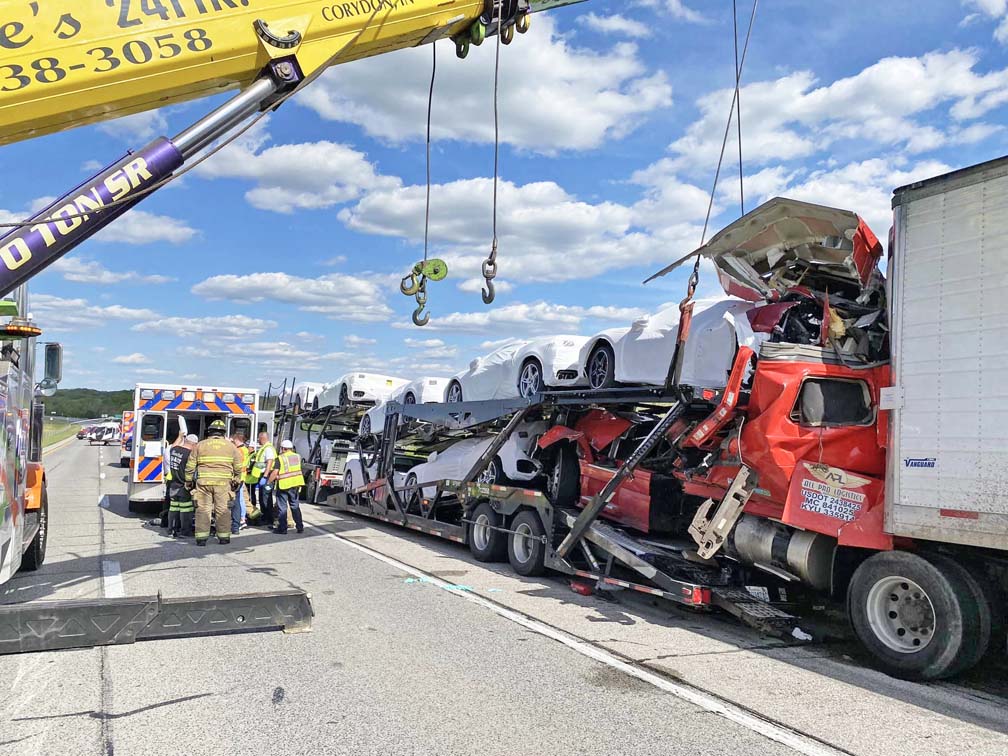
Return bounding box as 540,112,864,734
646,197,884,301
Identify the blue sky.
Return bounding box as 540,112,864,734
2,0,1007,392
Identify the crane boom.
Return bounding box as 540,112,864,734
0,0,581,146
0,0,585,296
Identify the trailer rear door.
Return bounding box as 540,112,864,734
887,156,1008,549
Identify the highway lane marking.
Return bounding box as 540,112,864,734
101,560,125,599
319,525,849,756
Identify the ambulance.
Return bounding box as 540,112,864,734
126,383,274,510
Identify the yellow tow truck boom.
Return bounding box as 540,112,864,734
0,0,580,145
0,0,585,295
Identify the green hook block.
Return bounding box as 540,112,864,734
418,259,448,281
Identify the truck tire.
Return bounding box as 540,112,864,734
847,550,989,679
304,477,317,505
468,501,508,562
508,509,547,576
546,445,580,506
21,485,48,572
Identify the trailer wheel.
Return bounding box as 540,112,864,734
848,551,989,679
546,445,580,506
508,509,546,576
21,485,48,572
344,470,357,505
304,477,318,505
468,502,507,562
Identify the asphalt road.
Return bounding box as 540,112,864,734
0,440,1006,756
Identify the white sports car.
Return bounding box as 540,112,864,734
316,372,409,408
405,420,549,500
359,376,449,437
444,336,588,403
291,382,325,412
342,452,409,505
577,299,760,390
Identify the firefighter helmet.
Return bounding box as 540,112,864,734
208,419,226,433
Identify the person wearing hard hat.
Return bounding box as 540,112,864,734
167,433,199,537
268,439,305,535
184,418,243,546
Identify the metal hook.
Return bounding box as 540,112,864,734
412,304,430,327
482,278,495,305
400,271,420,297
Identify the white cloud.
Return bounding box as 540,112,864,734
404,337,457,359
297,331,326,342
344,334,377,347
197,128,398,213
341,177,700,283
98,109,168,141
411,301,646,335
192,272,393,322
457,278,514,295
758,157,952,238
579,13,652,38
964,0,1008,43
669,50,1008,172
135,368,171,376
298,17,671,153
133,314,276,339
113,353,149,365
30,294,159,331
637,0,707,23
94,208,197,245
51,257,174,285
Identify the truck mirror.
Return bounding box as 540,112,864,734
44,342,62,384
36,377,57,398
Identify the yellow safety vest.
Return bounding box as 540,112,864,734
276,451,305,491
249,443,275,480
239,445,251,480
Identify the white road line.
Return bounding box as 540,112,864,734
101,560,125,599
320,526,846,756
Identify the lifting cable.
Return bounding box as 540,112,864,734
480,0,506,306
733,0,745,216
0,6,388,231
667,0,758,390
686,0,759,302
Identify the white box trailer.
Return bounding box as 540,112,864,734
127,383,274,508
887,155,1008,548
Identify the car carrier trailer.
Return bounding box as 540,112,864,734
327,392,811,638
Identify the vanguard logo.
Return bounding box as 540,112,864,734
904,457,937,468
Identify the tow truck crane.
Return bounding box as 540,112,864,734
0,0,585,653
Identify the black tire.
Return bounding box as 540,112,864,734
120,457,129,469
475,456,506,486
360,414,372,437
587,342,616,390
404,392,416,405
847,550,989,680
21,485,48,572
468,501,507,562
304,477,318,505
508,509,547,576
446,381,463,403
403,473,420,513
517,358,544,399
546,445,580,506
339,385,349,408
312,396,319,411
344,470,356,505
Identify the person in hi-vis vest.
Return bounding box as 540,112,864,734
268,439,305,535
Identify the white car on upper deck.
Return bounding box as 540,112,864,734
443,336,588,403
316,372,408,408
359,376,449,437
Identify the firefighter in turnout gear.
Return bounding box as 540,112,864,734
185,418,243,546
167,434,198,537
269,439,305,535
